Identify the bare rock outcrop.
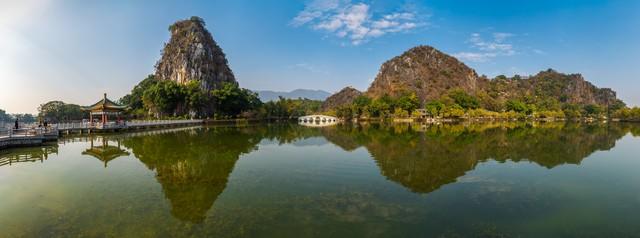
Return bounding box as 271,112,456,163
366,45,483,102
155,16,236,91
321,87,362,111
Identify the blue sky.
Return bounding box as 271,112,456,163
1,0,638,113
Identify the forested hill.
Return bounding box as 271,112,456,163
323,45,625,118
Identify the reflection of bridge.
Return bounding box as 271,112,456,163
298,115,339,127
0,146,58,167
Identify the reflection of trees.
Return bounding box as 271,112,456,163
251,123,322,144
85,122,636,223
110,124,324,224
121,127,263,223
322,122,631,194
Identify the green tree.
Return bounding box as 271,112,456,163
352,95,372,117
142,80,186,117
448,89,480,110
13,114,36,123
212,83,261,117
38,101,84,123
505,100,529,114
396,93,420,115
562,104,583,118
443,104,465,118
119,75,158,111
369,97,392,117
583,104,602,117
0,108,13,122
184,81,208,117
424,101,444,117
336,105,354,119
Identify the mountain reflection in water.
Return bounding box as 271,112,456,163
93,123,636,223
1,122,637,231
323,122,629,193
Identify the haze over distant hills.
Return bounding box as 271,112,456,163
256,89,331,102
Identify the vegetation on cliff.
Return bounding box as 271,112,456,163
119,16,331,120
326,45,627,121
613,107,640,121
120,75,260,119
320,87,362,112
366,46,481,101
120,76,321,120
155,16,236,91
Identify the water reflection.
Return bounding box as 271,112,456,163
116,122,634,223
321,122,629,193
3,122,636,229
121,127,263,223
0,144,58,167
82,137,129,167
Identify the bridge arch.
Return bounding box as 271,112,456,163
298,115,339,126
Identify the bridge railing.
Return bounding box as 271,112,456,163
127,119,203,127
51,119,203,130
0,127,54,140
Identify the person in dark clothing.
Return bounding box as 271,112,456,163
14,118,19,129
44,120,48,128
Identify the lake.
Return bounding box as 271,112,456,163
1,122,640,237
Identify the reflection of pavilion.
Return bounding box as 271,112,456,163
82,137,130,167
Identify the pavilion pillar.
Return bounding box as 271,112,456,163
89,113,93,126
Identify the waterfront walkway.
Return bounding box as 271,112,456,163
55,119,203,134
1,119,203,150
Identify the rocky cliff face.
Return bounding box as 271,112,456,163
366,45,482,102
155,16,236,91
523,70,616,105
363,45,620,108
321,87,362,111
486,69,619,106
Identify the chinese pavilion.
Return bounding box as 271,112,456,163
83,93,127,125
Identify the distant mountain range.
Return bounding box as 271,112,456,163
256,89,331,102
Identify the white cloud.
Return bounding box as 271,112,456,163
291,0,426,45
533,49,547,55
452,52,496,63
454,32,517,62
290,63,329,75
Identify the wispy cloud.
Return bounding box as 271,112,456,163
454,32,516,62
532,49,547,55
291,0,427,45
289,62,330,75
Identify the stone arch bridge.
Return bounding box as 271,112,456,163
298,115,338,124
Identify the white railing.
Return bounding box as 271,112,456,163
52,119,203,130
0,127,56,140
55,122,92,130
127,119,203,127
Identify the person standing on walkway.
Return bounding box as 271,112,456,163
14,118,19,129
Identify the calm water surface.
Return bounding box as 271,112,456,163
1,122,640,237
